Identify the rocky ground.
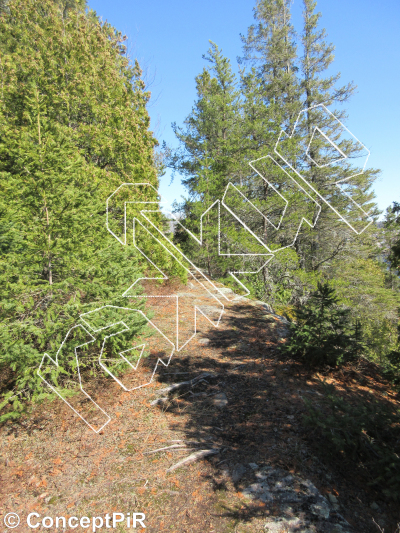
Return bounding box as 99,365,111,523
0,275,399,532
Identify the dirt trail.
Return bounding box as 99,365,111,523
0,277,398,532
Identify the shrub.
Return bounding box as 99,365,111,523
281,281,363,367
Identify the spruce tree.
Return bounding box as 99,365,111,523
240,0,300,127
236,0,310,296
170,42,243,278
288,0,380,272
282,281,363,367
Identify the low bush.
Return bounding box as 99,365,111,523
281,281,364,367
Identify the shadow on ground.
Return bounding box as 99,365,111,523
144,301,400,533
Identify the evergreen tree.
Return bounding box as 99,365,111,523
240,0,300,127
282,281,363,367
235,0,312,296
0,0,167,419
385,201,400,272
289,0,380,272
170,42,243,278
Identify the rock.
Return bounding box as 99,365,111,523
237,341,250,351
370,501,379,511
300,479,319,497
276,489,302,503
197,305,223,316
328,493,338,504
277,327,290,338
310,498,330,519
274,313,290,324
264,517,301,533
242,482,263,496
248,462,259,470
212,392,228,409
232,295,248,302
214,287,234,296
254,301,275,314
197,338,210,345
334,512,351,527
231,463,247,483
255,471,269,480
242,467,354,530
259,490,275,503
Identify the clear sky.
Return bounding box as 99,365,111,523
89,0,400,216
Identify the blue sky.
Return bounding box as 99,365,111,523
90,0,400,215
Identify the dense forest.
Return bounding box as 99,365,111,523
0,0,400,512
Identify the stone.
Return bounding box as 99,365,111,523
214,287,234,295
248,462,259,470
274,313,290,324
334,513,351,527
197,338,210,345
277,490,302,503
231,463,247,483
254,301,274,314
150,397,168,406
328,493,338,504
212,392,228,408
242,482,262,496
329,526,351,533
264,517,301,533
242,467,355,529
370,501,379,511
259,490,275,503
233,295,248,302
310,498,330,519
300,479,319,497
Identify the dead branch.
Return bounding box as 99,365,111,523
166,448,220,472
144,441,202,455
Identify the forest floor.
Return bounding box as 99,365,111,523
1,276,400,533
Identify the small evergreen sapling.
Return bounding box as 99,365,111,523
281,281,363,366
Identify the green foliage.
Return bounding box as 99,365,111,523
329,254,400,364
385,202,400,272
0,0,179,421
304,381,400,500
281,282,363,367
169,0,381,326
